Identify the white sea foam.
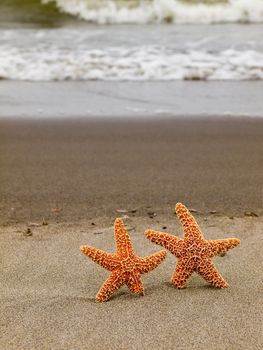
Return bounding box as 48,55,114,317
1,45,263,81
42,0,263,24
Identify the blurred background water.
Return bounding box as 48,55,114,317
0,0,263,81
0,0,262,118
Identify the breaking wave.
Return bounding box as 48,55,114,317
1,45,263,81
42,0,263,24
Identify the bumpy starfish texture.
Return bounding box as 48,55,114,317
145,203,240,289
80,218,166,302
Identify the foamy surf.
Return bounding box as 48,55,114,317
1,45,263,81
42,0,263,24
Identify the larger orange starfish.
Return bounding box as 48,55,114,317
145,203,240,289
80,218,166,302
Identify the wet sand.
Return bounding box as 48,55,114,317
0,117,263,349
0,117,262,224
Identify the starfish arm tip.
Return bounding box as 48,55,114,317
115,217,123,225
229,238,241,250
144,229,166,240
173,284,185,289
144,229,161,242
80,245,97,257
144,229,151,238
208,237,241,257
95,296,105,303
138,249,167,274
175,202,185,213
171,275,187,289
175,202,183,207
80,245,88,254
153,249,167,262
214,280,229,288
145,230,184,257
80,245,120,271
235,238,241,245
95,272,126,302
114,218,134,257
227,238,241,246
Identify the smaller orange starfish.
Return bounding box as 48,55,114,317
145,203,240,289
80,218,166,302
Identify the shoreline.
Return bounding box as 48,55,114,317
1,81,263,119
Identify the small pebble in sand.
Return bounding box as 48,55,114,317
147,211,157,219
116,209,129,214
28,222,41,227
116,209,137,214
244,211,258,217
210,210,218,214
51,207,62,214
42,217,48,225
23,228,33,237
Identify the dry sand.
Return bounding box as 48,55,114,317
0,117,263,349
1,215,262,349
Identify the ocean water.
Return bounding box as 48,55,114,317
0,0,263,81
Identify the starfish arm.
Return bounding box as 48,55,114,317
171,258,194,289
114,218,135,258
126,270,144,295
197,258,228,288
80,245,120,271
137,250,167,274
145,230,184,257
175,203,203,240
96,271,126,302
207,238,240,257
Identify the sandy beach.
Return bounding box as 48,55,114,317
1,1,263,348
0,117,263,349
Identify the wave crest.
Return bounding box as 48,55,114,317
42,0,263,24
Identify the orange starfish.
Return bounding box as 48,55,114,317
145,203,240,289
80,218,166,302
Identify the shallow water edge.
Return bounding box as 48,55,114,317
0,80,262,119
